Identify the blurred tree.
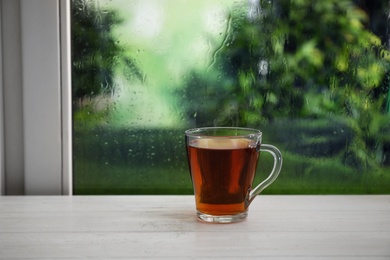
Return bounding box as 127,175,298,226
354,0,389,44
71,0,141,107
179,0,390,169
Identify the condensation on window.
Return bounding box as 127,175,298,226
72,0,390,195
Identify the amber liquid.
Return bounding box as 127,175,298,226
186,138,259,216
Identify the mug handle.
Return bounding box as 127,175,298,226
246,144,283,206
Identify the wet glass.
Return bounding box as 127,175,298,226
72,0,390,195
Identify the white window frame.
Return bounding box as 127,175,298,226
0,0,72,195
0,0,4,195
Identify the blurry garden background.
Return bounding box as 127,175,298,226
72,0,390,194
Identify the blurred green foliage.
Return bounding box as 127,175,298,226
73,0,390,194
179,0,390,172
72,0,142,106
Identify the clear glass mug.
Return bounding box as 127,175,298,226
185,127,282,223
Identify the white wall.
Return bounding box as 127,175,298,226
1,0,25,195
0,0,71,195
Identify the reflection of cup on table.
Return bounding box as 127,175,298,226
185,127,282,223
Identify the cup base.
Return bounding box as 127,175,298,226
197,211,248,224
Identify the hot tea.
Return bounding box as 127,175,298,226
185,127,282,223
186,138,259,216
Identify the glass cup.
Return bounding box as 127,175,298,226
185,127,282,223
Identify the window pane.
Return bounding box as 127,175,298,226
72,0,390,195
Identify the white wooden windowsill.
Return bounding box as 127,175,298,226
0,195,389,259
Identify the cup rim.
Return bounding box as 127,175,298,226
185,127,262,138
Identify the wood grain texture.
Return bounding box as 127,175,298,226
0,196,389,259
